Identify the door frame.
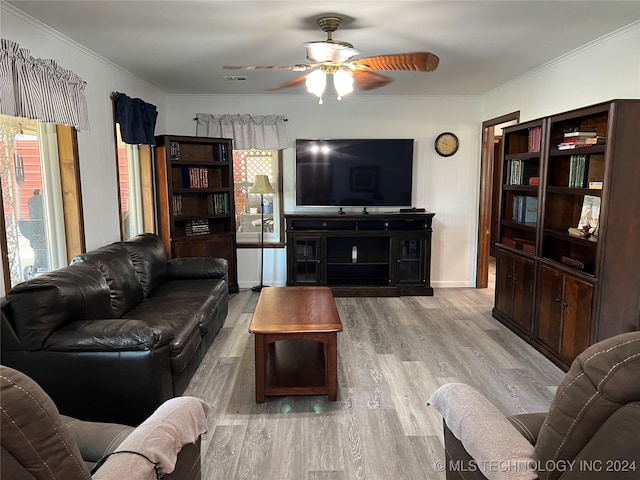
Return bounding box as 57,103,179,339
476,111,520,288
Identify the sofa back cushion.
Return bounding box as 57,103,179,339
7,263,112,351
76,243,143,318
534,331,640,480
1,365,92,479
121,233,167,297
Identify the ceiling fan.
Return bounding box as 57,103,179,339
223,15,439,102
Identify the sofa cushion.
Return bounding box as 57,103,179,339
76,243,144,318
7,263,112,350
166,257,228,281
152,278,228,338
0,365,92,479
122,300,203,373
534,331,640,480
121,233,167,297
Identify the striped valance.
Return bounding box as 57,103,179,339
0,39,89,130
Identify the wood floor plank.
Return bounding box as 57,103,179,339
184,271,564,479
202,425,246,479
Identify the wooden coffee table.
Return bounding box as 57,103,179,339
249,286,343,403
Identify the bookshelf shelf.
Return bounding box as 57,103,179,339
503,185,538,193
494,99,640,370
154,134,238,292
543,229,598,245
546,186,602,196
501,220,536,230
505,152,541,161
549,145,605,156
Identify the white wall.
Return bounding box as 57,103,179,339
163,94,483,289
1,4,166,252
483,22,640,121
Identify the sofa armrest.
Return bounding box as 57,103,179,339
44,319,173,351
428,383,537,480
166,257,228,280
1,301,22,351
508,413,546,446
61,415,134,465
92,396,209,480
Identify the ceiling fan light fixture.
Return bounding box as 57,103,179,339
305,69,326,104
333,69,354,100
305,42,359,64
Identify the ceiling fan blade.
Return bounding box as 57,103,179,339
223,65,313,72
352,70,393,91
352,52,439,72
265,74,309,91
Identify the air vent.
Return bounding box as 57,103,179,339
223,75,247,81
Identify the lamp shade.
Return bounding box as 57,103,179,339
333,69,354,100
305,69,327,103
249,175,276,195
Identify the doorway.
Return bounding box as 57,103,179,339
476,111,519,288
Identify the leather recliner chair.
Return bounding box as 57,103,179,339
429,331,640,480
1,365,209,480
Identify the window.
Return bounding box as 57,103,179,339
114,124,155,241
233,149,283,246
0,115,83,288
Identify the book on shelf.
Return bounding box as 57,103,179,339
577,194,600,235
185,219,210,236
561,255,594,271
507,159,537,185
558,142,594,150
558,128,604,149
182,167,209,188
170,141,180,160
215,143,229,162
563,130,597,138
528,126,541,152
584,136,605,145
568,154,589,188
512,195,538,224
207,193,230,214
172,195,183,216
588,181,603,190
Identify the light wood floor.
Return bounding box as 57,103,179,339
185,277,564,479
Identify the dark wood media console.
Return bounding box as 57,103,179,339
285,212,435,297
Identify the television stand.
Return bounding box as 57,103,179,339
285,212,435,297
362,207,369,215
338,208,345,215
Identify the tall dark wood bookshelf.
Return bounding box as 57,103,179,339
154,135,238,292
493,99,640,370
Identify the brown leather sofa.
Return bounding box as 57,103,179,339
430,331,640,480
1,233,228,426
1,365,207,480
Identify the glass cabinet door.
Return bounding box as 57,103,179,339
292,237,321,284
395,237,426,284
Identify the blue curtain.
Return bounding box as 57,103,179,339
112,92,158,145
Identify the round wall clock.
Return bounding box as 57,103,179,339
435,132,459,157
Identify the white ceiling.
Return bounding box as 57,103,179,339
6,1,640,96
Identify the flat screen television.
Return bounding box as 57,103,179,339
295,138,414,207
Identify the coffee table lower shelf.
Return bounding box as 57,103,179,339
254,333,338,402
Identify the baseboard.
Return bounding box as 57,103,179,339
431,280,475,288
